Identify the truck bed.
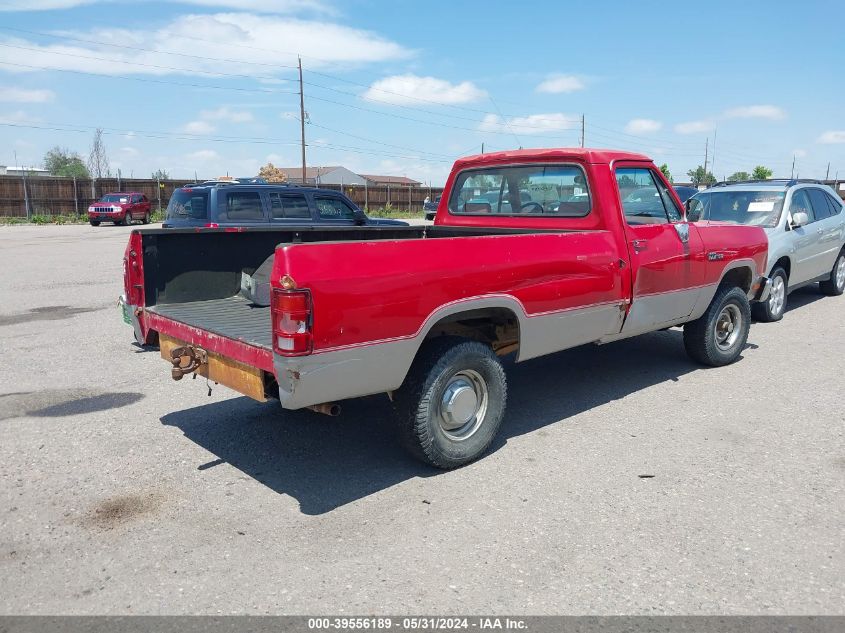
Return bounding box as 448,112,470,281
148,296,272,350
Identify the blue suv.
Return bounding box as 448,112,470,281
163,181,407,228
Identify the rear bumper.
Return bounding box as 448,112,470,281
751,276,772,302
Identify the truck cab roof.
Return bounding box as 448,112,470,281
452,147,652,170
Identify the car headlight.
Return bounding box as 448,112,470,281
113,206,121,212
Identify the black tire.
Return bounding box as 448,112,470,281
819,251,845,296
425,213,435,221
120,215,130,226
142,212,151,225
683,285,751,367
394,337,507,469
89,220,100,226
751,266,787,322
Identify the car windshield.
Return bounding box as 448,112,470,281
100,194,128,203
687,190,786,227
166,189,209,220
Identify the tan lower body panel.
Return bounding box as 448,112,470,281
159,333,267,402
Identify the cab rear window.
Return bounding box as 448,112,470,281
166,189,208,220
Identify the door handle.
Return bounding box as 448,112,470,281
631,239,648,252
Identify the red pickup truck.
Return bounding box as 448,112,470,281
122,149,771,468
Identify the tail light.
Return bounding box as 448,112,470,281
124,232,144,306
272,289,312,356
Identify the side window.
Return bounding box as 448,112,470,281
807,188,832,220
616,168,670,224
315,196,356,220
141,195,149,203
656,178,682,222
131,195,140,204
826,192,843,216
223,191,264,222
269,193,311,219
789,190,815,224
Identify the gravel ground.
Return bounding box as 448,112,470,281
0,224,842,615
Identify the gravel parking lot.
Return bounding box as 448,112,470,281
0,224,843,615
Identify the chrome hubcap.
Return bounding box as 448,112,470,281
715,304,742,351
835,257,845,290
769,276,785,316
438,369,488,441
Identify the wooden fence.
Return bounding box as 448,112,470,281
0,175,444,217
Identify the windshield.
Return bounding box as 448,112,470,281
688,190,786,227
100,194,128,203
166,189,209,220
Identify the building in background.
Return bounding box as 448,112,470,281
0,165,51,177
276,165,422,187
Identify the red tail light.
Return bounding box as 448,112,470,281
272,289,312,356
123,232,144,306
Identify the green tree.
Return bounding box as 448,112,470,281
687,165,716,187
43,146,90,178
727,171,751,182
751,165,773,180
151,169,169,180
659,163,673,183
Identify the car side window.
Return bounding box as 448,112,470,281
315,196,356,220
807,188,833,221
825,192,843,216
655,177,682,222
789,190,815,224
616,168,670,225
223,191,264,222
269,193,311,219
131,195,140,203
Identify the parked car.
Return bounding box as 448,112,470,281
673,185,699,203
423,195,441,221
163,183,407,228
88,192,151,226
687,179,845,321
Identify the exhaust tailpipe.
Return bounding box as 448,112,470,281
307,402,341,417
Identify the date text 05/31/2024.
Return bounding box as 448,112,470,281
307,617,528,630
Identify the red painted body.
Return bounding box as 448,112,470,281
89,191,151,224
124,148,768,384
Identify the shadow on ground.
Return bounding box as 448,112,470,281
0,305,108,327
161,329,715,515
0,389,144,420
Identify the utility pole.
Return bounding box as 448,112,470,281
298,56,307,186
825,162,830,181
481,142,484,154
703,138,709,174
711,128,717,179
791,155,795,179
580,114,585,148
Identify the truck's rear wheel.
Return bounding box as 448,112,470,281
683,285,750,367
395,337,506,469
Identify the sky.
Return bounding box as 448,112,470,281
0,0,843,185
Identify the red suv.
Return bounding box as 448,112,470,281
88,192,151,226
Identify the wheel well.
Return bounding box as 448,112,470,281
719,266,752,294
425,307,520,355
772,256,791,280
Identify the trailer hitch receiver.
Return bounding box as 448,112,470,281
170,345,208,380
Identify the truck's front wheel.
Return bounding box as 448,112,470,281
395,337,507,469
683,285,751,367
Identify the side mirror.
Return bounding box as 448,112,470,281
353,208,367,225
791,211,809,228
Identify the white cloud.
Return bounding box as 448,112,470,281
186,149,220,162
818,130,845,144
182,120,216,134
793,148,807,158
0,110,40,124
0,0,329,11
0,14,410,77
479,113,578,136
0,86,54,102
363,74,486,106
624,118,662,135
723,104,786,120
120,146,139,156
535,74,585,94
674,120,714,134
200,106,254,123
0,0,94,9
